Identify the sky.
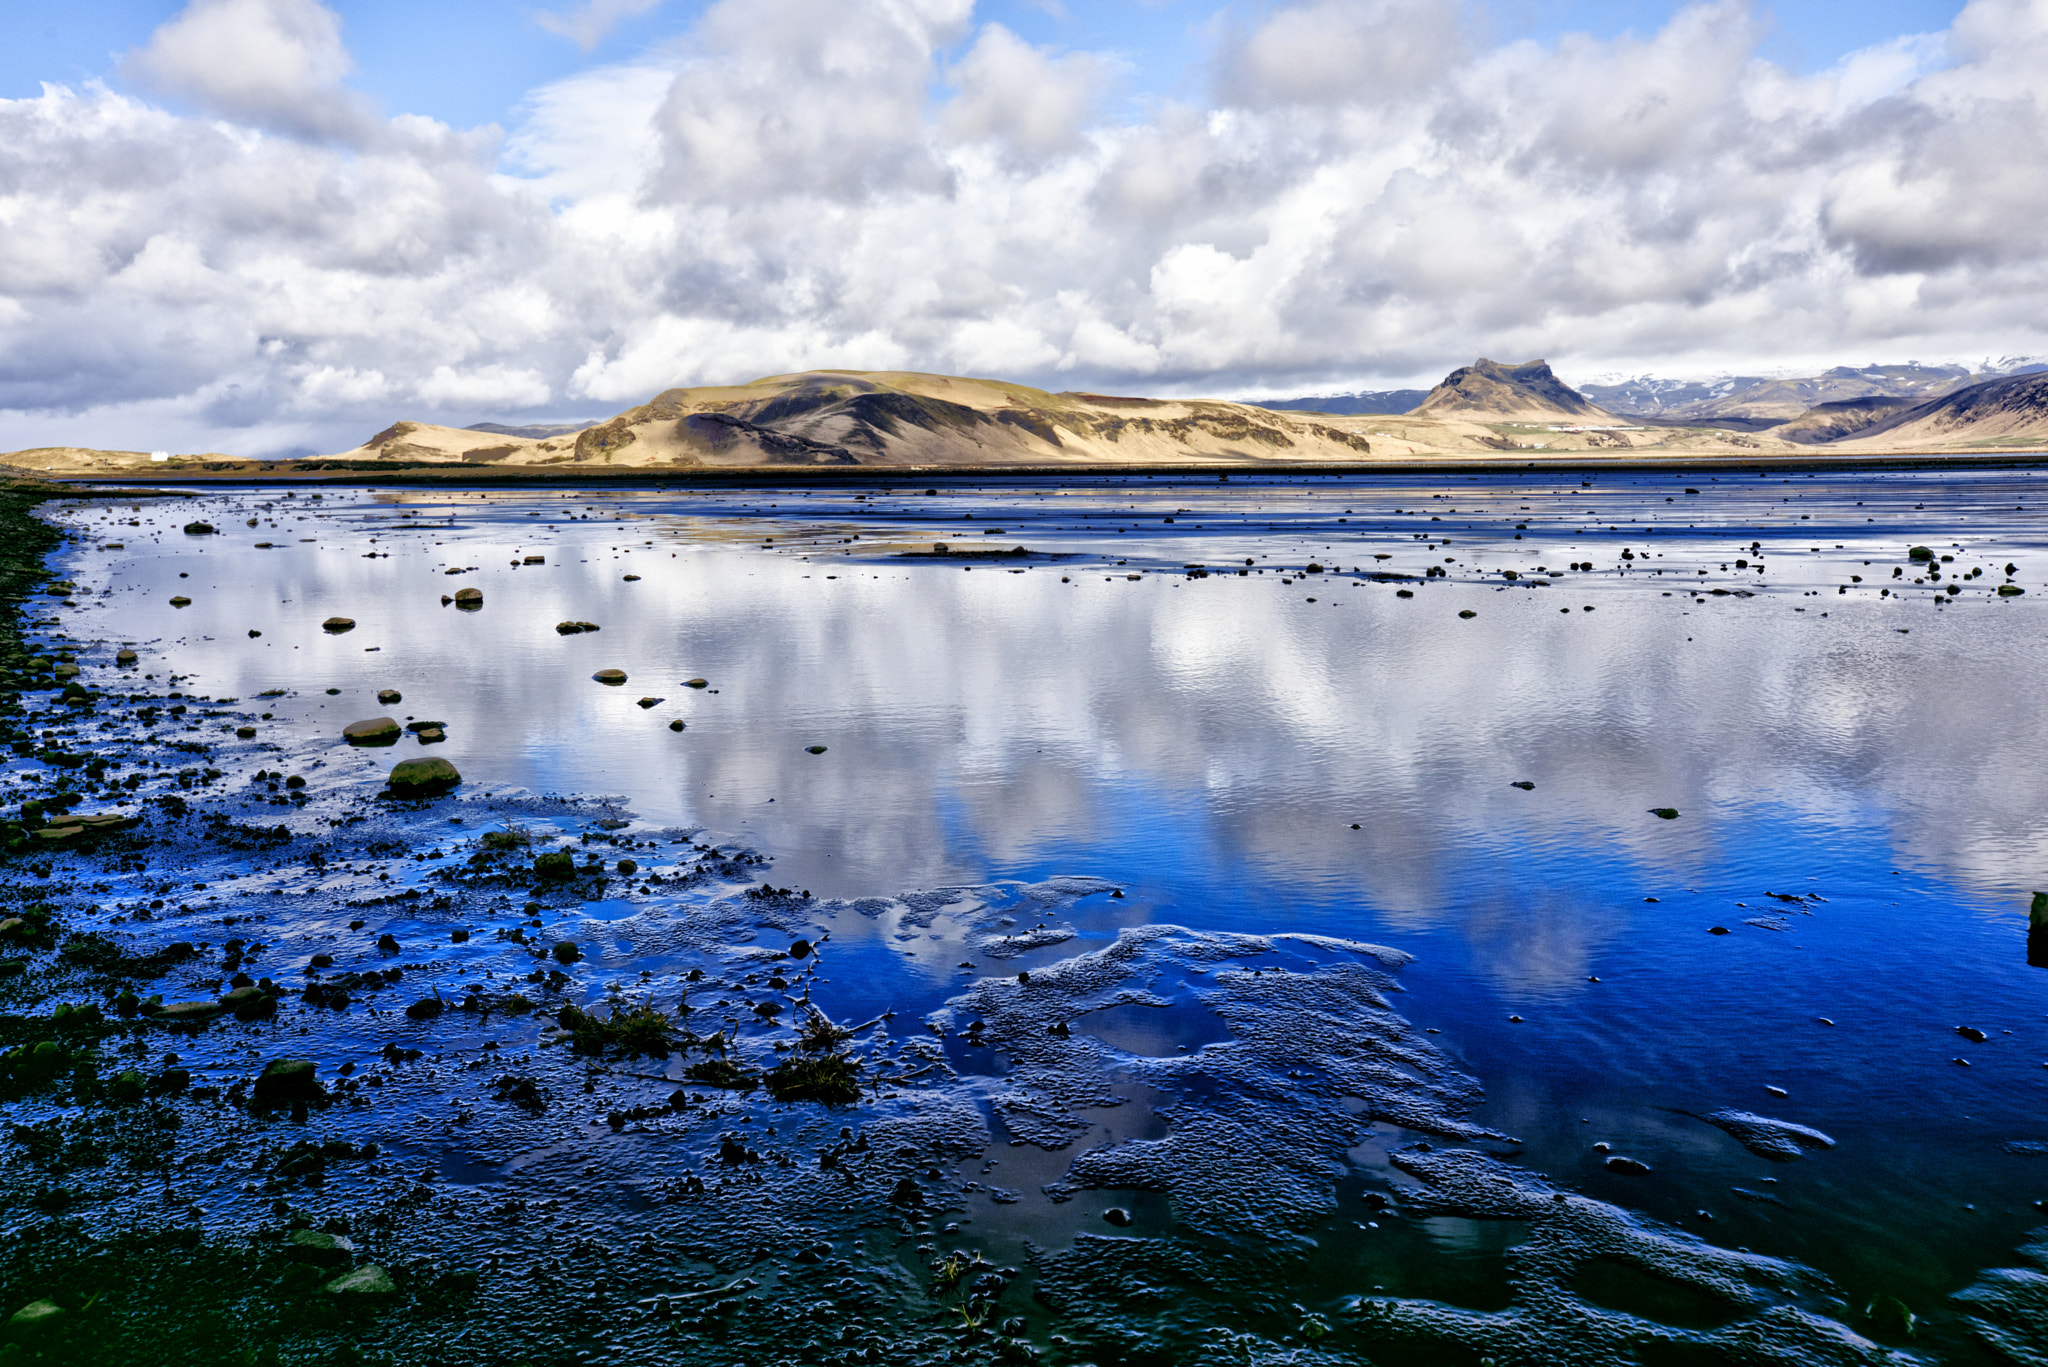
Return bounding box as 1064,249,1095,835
2,0,2043,456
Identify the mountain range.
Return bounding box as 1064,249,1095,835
8,355,2048,474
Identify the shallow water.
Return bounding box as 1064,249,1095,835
11,468,2048,1363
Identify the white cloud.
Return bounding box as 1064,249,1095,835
120,0,373,141
6,0,2048,456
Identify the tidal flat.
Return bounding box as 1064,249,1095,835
3,470,2048,1366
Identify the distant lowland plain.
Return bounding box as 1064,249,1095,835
10,356,2048,478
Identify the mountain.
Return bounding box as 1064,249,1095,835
1838,370,2048,449
1243,390,1430,416
1585,362,2046,423
322,371,1382,468
465,421,595,440
1770,397,1916,445
1408,359,1618,422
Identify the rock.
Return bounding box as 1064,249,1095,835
593,669,627,685
156,1000,223,1022
253,1058,322,1104
377,689,401,704
789,939,813,959
1999,584,2025,597
453,587,483,609
552,941,581,964
1709,926,1731,935
533,851,575,880
1650,807,1680,819
116,649,137,665
405,996,443,1020
221,985,275,1019
387,757,460,798
6,1299,65,1334
668,720,686,732
1103,1207,1133,1227
322,617,355,632
169,596,191,607
623,573,641,581
322,1265,396,1296
287,1229,356,1266
685,678,708,689
555,621,599,634
183,522,216,535
1604,1155,1651,1174
636,697,661,708
805,745,827,754
1510,781,1535,790
343,716,401,745
1908,546,1934,562
109,1068,147,1103
523,554,545,565
404,719,446,732
617,859,637,875
414,727,446,744
1958,1025,1989,1043
235,726,256,739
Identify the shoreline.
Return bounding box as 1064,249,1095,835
23,447,2048,488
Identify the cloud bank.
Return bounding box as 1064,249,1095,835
3,0,2047,454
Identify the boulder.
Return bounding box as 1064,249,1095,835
593,669,627,685
322,617,356,633
343,717,401,745
287,1229,355,1267
323,1265,396,1296
252,1058,323,1103
387,757,460,798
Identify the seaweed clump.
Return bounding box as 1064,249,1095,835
554,1002,681,1058
764,1005,862,1103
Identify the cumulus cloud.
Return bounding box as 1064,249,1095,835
4,0,2048,456
120,0,374,141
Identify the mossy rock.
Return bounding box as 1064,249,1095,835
343,716,400,746
533,850,575,879
252,1058,322,1103
387,757,460,798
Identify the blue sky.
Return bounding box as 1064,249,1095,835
0,0,1968,132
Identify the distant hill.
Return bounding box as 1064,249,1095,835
1244,390,1430,417
1839,370,2048,449
465,420,595,440
1410,359,1618,423
1773,397,1915,445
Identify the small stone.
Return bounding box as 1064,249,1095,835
236,726,257,739
1957,1025,1989,1043
636,697,661,709
377,689,401,704
169,596,191,607
617,859,638,875
1709,926,1731,935
684,677,709,689
343,716,401,745
552,941,581,964
183,522,216,535
1650,808,1680,820
593,669,627,685
805,745,827,754
322,617,356,632
322,1265,396,1296
623,574,640,581
1458,609,1476,619
387,757,460,798
116,649,138,664
1510,780,1534,790
668,719,686,732
247,629,262,638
